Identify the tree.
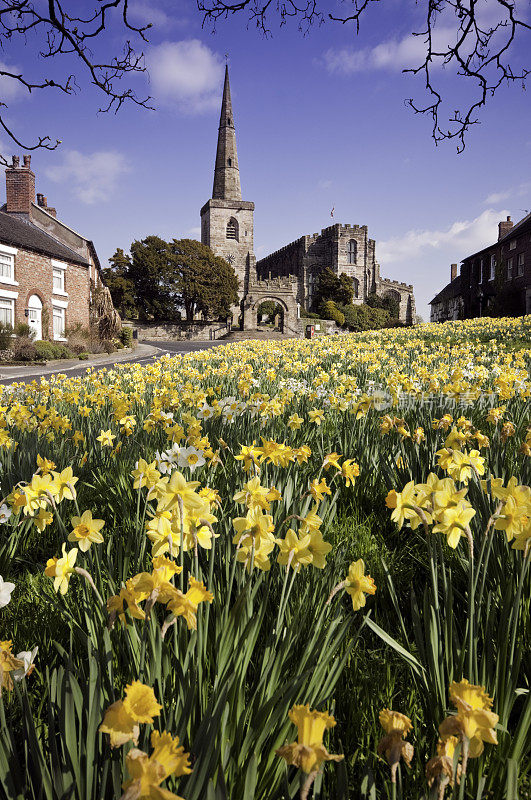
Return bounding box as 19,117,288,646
367,292,400,319
170,239,239,322
0,1,151,163
337,273,354,306
312,268,341,308
198,0,530,150
313,268,354,308
128,236,177,321
102,249,137,319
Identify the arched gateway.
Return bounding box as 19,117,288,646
243,277,298,334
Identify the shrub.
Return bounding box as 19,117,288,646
68,341,89,356
34,341,58,361
78,352,89,360
13,338,40,361
102,340,115,354
14,322,34,340
319,300,345,327
0,322,13,351
119,326,134,347
299,308,320,319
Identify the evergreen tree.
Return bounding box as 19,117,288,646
312,268,341,308
101,248,137,318
337,273,354,305
313,268,354,308
170,239,239,322
128,236,177,320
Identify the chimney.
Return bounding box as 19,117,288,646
36,192,57,218
498,215,513,241
5,154,35,214
451,263,458,281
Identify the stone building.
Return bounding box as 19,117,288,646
201,67,415,327
0,155,107,340
256,224,416,323
430,214,531,322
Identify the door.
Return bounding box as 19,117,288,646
27,295,43,340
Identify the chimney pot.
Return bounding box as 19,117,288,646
507,216,511,221
12,156,19,168
22,154,31,169
451,263,458,281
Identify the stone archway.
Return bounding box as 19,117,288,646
242,277,298,334
249,295,289,333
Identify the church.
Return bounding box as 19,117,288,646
201,67,416,330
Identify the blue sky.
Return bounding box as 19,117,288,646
1,0,530,319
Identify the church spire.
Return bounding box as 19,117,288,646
212,65,242,201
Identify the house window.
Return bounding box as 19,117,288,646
507,257,513,279
0,297,14,327
51,260,67,295
517,253,524,276
509,239,516,250
53,306,65,340
0,251,14,283
480,259,485,282
489,254,496,280
347,239,357,265
226,218,238,241
53,267,64,293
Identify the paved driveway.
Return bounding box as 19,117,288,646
0,340,225,385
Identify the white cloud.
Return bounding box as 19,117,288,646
0,61,27,101
318,179,333,190
187,226,201,237
45,150,130,204
147,40,224,113
483,182,530,205
378,208,510,265
323,27,455,75
129,2,186,29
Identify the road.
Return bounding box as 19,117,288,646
0,339,224,385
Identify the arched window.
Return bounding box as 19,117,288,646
226,218,239,241
348,239,357,265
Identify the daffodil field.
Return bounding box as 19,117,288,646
0,316,530,800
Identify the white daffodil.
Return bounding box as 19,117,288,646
0,575,16,607
177,446,206,473
0,503,11,524
12,647,38,682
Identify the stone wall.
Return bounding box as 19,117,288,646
130,321,230,341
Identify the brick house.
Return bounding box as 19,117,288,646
430,214,531,322
0,154,106,341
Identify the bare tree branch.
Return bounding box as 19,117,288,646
0,0,153,165
198,0,530,150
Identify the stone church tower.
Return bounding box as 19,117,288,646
200,66,256,304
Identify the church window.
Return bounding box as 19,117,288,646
348,239,357,264
353,278,359,298
228,158,232,166
226,218,239,241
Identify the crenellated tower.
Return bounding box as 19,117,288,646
200,66,256,308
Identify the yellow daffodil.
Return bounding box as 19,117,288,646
344,559,376,611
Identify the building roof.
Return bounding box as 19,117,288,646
429,274,462,305
462,211,531,263
0,210,89,266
